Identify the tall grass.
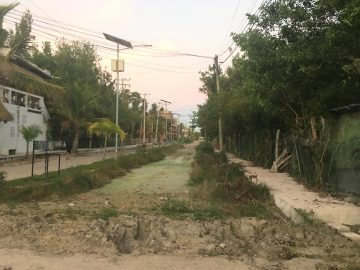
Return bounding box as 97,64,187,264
190,142,273,218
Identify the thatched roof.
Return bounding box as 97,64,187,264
0,102,13,121
0,48,64,100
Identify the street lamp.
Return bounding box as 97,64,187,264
103,33,151,154
103,33,132,155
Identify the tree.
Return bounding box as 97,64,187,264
87,118,125,158
33,40,112,152
20,125,42,157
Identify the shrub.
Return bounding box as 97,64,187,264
0,171,6,185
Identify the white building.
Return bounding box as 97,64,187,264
0,48,59,156
0,85,49,155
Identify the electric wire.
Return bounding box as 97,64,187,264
220,0,272,65
218,0,261,57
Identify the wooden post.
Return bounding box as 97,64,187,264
275,129,280,161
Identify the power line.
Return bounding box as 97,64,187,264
220,0,272,65
218,0,262,57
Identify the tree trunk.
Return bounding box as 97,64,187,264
25,141,29,157
103,137,107,159
72,126,80,153
310,117,318,140
275,129,280,161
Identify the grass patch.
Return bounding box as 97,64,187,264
0,144,181,203
293,208,324,226
60,208,90,220
92,207,119,221
159,199,223,220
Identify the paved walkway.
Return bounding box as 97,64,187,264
0,146,138,181
227,154,360,243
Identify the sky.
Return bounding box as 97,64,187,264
2,0,263,123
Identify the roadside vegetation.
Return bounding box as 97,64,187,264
0,144,181,202
196,0,360,192
159,142,276,220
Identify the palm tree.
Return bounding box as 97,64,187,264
57,83,97,153
20,124,42,157
88,118,125,158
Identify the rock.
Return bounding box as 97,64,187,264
279,246,295,260
199,244,216,256
219,243,226,248
67,203,75,207
295,232,304,241
230,220,255,239
344,196,360,205
3,266,12,270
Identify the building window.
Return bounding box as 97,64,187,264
10,127,15,137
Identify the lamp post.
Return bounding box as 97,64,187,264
103,33,132,155
103,33,151,154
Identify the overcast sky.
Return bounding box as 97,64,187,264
2,0,263,121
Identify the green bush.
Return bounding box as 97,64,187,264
0,171,6,185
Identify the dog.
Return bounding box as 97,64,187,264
248,172,258,183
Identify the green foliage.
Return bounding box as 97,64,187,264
159,199,223,220
7,9,33,58
0,3,19,46
0,145,179,202
294,208,318,225
197,0,360,190
93,207,119,221
190,142,273,218
0,170,6,185
20,125,43,157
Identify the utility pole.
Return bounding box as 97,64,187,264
160,99,171,143
142,93,150,145
155,101,161,144
120,78,131,91
214,55,224,151
173,113,181,141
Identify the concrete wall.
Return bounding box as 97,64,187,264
328,112,360,195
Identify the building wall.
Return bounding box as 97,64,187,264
328,112,360,194
0,86,48,155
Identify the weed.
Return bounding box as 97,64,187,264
189,141,275,219
93,207,119,221
6,201,17,209
60,208,90,220
294,208,318,225
159,199,223,220
235,202,274,218
0,170,6,185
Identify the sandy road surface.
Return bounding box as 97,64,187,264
0,249,251,270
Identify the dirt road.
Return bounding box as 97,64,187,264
0,143,359,269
